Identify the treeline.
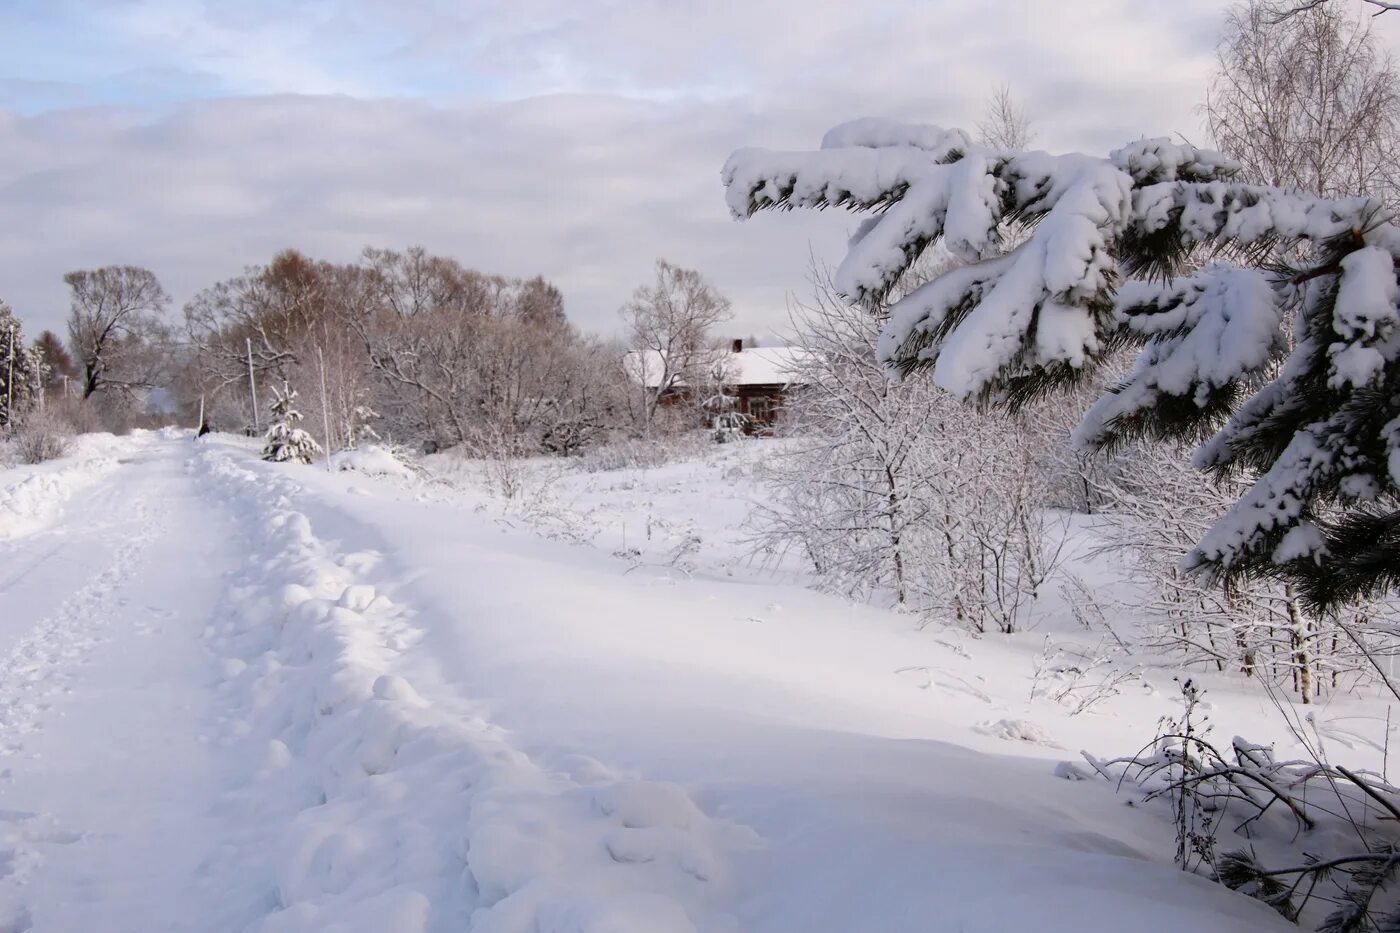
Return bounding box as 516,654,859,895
179,246,628,456
1,247,733,458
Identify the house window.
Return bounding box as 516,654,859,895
748,395,774,425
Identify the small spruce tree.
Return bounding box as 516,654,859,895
723,118,1400,609
346,403,380,450
262,383,323,464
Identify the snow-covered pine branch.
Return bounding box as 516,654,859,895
723,119,1400,610
724,125,1234,402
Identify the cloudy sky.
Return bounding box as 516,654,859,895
0,0,1296,339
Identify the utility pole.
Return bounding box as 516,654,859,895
5,324,14,428
246,337,260,433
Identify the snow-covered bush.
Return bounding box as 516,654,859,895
753,268,1061,632
9,409,72,464
1088,441,1398,701
705,391,750,444
1082,680,1400,930
344,403,380,449
723,120,1400,610
262,383,323,464
327,443,413,478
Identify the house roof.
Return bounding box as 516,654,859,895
624,346,816,389
723,346,817,386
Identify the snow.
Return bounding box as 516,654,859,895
1075,264,1285,448
0,431,149,537
1328,245,1400,389
868,148,1137,396
327,444,414,478
0,432,1352,930
625,346,816,389
1108,138,1239,185
1189,426,1331,573
719,347,816,386
1272,521,1326,563
818,117,970,157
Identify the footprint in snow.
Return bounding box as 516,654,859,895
894,666,991,703
974,718,1060,748
895,666,934,690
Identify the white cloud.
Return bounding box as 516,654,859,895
0,0,1269,341
0,94,845,338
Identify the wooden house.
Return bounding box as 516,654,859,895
625,339,814,435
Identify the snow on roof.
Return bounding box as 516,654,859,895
722,346,817,386
624,346,816,389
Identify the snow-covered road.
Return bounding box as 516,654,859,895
0,438,247,930
0,434,1292,932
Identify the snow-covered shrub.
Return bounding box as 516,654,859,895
1082,680,1400,930
705,391,750,444
344,403,380,449
46,395,103,436
1088,440,1398,701
753,268,1062,631
10,409,73,464
1030,636,1140,715
327,443,413,478
262,383,323,464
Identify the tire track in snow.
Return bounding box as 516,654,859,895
196,444,758,933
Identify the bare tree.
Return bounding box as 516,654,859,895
1207,0,1400,205
513,276,567,329
755,261,1063,631
351,246,622,453
620,259,733,434
755,267,936,608
1275,1,1400,17
64,265,170,400
976,83,1035,151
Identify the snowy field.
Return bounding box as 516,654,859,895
0,430,1379,931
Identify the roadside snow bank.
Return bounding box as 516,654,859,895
195,444,757,932
0,432,152,537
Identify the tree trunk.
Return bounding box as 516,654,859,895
1286,586,1313,704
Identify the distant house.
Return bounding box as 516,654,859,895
714,339,815,433
625,339,814,435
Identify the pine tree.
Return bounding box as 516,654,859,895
723,118,1400,609
0,302,40,428
262,383,323,464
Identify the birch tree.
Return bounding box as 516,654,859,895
1208,0,1400,205
620,259,733,434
